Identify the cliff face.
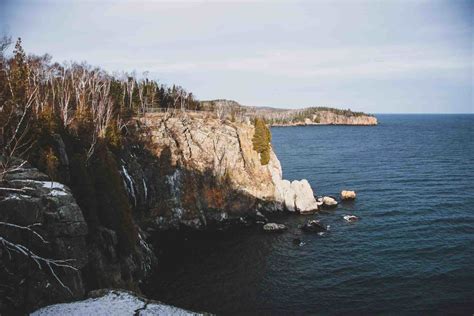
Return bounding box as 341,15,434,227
0,161,155,314
122,112,319,231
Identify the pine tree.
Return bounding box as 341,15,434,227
252,118,272,165
10,38,29,106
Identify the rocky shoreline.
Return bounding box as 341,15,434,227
0,111,355,313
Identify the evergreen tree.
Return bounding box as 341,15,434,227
252,118,272,165
10,38,29,106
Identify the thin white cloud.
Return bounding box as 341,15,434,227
100,45,471,80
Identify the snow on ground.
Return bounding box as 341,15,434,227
31,290,198,316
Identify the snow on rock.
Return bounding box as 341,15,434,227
31,290,198,316
142,178,148,201
39,181,66,190
121,165,137,206
3,193,31,200
9,180,69,197
40,181,68,196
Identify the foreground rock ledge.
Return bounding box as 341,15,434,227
31,289,200,316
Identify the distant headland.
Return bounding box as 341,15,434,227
200,99,378,126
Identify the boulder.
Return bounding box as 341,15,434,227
341,190,356,200
272,175,319,214
263,223,287,232
321,196,338,208
292,180,319,214
301,219,327,233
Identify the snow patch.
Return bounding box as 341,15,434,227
11,180,68,197
49,189,68,196
142,178,148,201
31,290,197,316
138,233,153,273
120,165,136,206
39,181,66,190
3,193,31,200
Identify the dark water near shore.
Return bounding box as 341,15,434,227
145,115,474,315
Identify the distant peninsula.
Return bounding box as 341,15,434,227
200,99,378,126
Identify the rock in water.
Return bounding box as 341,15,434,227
343,215,359,222
321,196,338,208
293,180,320,214
301,219,327,233
292,238,305,246
341,190,356,200
263,223,287,232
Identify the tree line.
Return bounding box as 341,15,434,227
0,37,202,170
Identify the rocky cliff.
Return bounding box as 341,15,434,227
0,162,88,312
0,160,155,314
122,111,319,231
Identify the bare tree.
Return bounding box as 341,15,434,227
0,221,78,294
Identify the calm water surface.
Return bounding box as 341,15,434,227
145,115,474,315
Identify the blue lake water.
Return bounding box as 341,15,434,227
146,114,474,315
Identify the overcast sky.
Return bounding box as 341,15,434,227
1,0,472,113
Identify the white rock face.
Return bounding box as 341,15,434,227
31,290,197,316
268,151,318,213
292,180,320,213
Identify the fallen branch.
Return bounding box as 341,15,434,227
0,224,77,295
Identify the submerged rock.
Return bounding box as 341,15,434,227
263,223,287,232
301,219,327,233
341,190,356,200
292,238,305,246
343,215,359,222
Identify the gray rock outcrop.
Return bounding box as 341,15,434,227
0,163,88,313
